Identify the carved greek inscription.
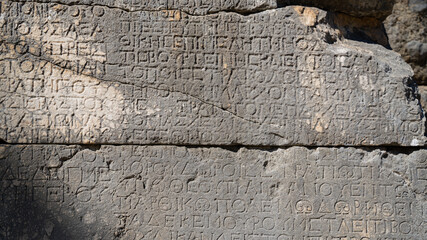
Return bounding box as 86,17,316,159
0,146,425,239
12,0,277,15
0,1,425,145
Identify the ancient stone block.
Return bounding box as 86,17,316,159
0,145,426,239
1,1,425,146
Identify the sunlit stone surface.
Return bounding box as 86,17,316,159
0,0,426,239
0,1,425,146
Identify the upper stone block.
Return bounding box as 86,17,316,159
0,1,425,146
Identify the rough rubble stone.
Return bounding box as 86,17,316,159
0,145,426,239
277,0,395,20
384,0,427,84
1,1,425,146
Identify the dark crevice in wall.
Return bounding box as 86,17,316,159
1,143,425,153
80,144,102,152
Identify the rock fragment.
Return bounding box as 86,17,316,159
384,0,427,84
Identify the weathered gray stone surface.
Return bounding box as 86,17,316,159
1,145,426,239
1,1,426,239
384,0,427,85
6,0,278,15
11,0,395,19
1,1,425,146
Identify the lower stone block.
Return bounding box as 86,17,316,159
0,145,426,239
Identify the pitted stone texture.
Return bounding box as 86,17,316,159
0,145,426,239
8,0,277,15
0,1,425,146
6,0,395,19
278,0,395,20
384,0,427,84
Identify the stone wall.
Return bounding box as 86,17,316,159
0,0,426,239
